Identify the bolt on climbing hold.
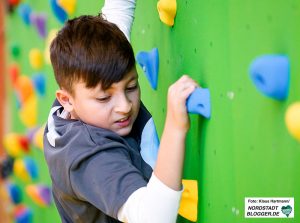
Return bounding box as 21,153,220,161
249,54,289,100
186,87,211,118
157,0,177,26
136,48,159,90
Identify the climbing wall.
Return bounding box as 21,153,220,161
5,1,100,222
132,1,300,223
4,0,300,223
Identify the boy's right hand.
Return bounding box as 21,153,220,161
166,75,198,133
154,75,198,192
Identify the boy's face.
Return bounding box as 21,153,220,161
68,68,140,136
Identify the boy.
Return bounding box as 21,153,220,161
43,0,198,222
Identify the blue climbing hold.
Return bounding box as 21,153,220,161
249,55,290,100
186,88,211,118
15,205,32,223
7,183,23,204
24,157,38,180
136,48,159,90
17,3,32,25
50,0,68,24
32,73,46,96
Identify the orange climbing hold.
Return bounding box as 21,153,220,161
157,0,177,26
15,75,34,104
26,184,52,207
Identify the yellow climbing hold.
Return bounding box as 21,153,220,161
14,158,31,183
44,29,58,64
285,102,300,141
157,0,177,26
178,179,198,222
19,95,38,128
29,48,43,70
58,0,76,15
33,125,45,150
3,133,24,158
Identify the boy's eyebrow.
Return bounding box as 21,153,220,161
102,74,138,92
128,74,138,82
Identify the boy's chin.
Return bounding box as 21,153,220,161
114,126,133,137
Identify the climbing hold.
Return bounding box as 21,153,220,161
17,3,32,25
7,183,23,204
13,157,38,183
33,126,45,150
8,63,20,87
285,102,300,141
26,127,40,143
14,158,31,182
136,48,159,90
3,133,29,158
23,157,38,179
19,95,37,128
50,0,68,23
14,204,32,223
44,29,58,64
10,43,21,59
4,133,23,157
15,75,35,105
157,0,177,26
26,126,44,150
26,184,52,207
29,48,43,70
178,179,198,222
18,136,30,153
8,0,21,7
32,73,46,96
0,156,14,179
57,0,76,15
30,12,47,39
249,55,289,100
186,88,211,118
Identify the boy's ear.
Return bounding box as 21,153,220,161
56,89,74,112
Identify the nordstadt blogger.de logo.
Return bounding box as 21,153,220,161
245,197,294,218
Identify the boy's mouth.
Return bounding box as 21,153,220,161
116,116,131,127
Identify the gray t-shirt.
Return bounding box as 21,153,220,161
44,101,153,223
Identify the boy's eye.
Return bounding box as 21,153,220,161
126,84,138,91
96,96,110,102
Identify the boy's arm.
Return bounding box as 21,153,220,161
101,0,136,41
154,75,197,190
117,76,197,223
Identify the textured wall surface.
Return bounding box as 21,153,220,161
6,0,300,223
134,1,300,223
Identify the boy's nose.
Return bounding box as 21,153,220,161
115,94,132,114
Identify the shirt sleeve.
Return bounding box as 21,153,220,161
117,173,183,223
69,146,148,219
101,0,136,41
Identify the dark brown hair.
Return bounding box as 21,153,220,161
50,15,135,94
